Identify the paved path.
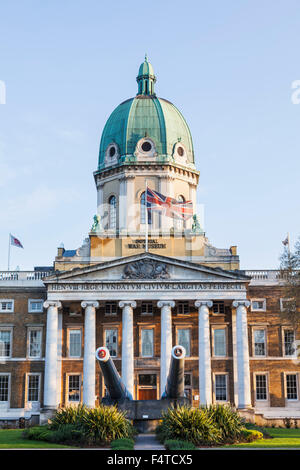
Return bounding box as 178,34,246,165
134,434,165,450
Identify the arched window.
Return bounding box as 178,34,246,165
108,195,117,229
176,195,185,230
140,192,151,225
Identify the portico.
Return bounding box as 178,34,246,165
42,252,251,409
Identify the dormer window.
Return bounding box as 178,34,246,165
136,138,156,159
109,146,116,157
141,141,152,152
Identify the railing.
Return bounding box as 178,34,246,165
242,270,284,280
0,271,53,281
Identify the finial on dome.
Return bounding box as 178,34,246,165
136,56,156,96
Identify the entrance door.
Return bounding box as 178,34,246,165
138,373,157,400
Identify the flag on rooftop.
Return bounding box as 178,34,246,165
10,234,24,249
146,187,193,220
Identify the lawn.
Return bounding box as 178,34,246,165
0,429,74,448
222,428,300,448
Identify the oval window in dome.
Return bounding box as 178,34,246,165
109,146,116,157
177,146,184,157
141,141,152,152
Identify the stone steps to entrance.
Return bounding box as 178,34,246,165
134,433,165,450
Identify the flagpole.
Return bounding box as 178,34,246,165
145,180,148,252
8,233,10,271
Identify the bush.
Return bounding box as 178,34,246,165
164,439,196,450
23,426,53,442
80,405,135,445
240,428,263,442
49,404,87,429
24,405,135,446
206,404,244,443
156,405,222,446
111,438,135,450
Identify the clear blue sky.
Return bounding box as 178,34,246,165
0,0,299,270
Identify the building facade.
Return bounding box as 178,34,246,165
0,58,299,426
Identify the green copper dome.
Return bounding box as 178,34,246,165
97,57,195,171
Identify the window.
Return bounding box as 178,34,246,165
177,329,191,357
213,328,226,357
0,330,11,357
0,375,9,402
175,195,185,230
255,374,267,401
105,302,117,316
253,329,266,356
28,299,44,313
141,329,154,357
177,302,189,315
68,329,82,358
28,328,42,358
108,195,117,229
68,375,81,403
280,298,295,312
251,299,266,312
141,302,153,316
212,302,225,315
284,330,295,356
105,329,118,357
286,374,298,400
215,375,227,401
140,192,152,225
0,300,14,313
27,374,40,402
184,373,192,403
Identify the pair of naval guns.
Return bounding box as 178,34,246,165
95,345,186,403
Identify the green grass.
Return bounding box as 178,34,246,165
0,429,74,448
222,428,300,448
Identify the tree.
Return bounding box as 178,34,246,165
279,236,300,328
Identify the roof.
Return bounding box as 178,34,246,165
97,58,195,171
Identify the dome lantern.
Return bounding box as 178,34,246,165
136,54,156,96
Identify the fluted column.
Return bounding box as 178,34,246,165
119,300,136,396
232,300,251,409
81,301,99,407
195,300,213,406
157,300,175,396
43,300,61,409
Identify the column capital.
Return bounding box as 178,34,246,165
157,300,175,309
232,300,250,309
119,300,137,309
43,300,61,310
81,301,99,309
195,300,213,309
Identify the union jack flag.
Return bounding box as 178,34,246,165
146,187,193,220
10,234,24,248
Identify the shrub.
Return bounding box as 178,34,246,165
206,404,244,443
81,405,135,445
111,438,135,450
23,426,53,442
49,404,88,429
240,428,263,442
156,405,222,446
164,439,196,450
24,405,135,446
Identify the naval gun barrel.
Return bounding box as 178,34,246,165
95,347,133,401
162,345,186,399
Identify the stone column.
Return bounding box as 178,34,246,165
195,300,213,406
119,301,136,396
43,301,61,409
157,300,175,396
81,301,99,407
232,300,251,409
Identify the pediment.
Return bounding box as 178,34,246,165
45,253,249,284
